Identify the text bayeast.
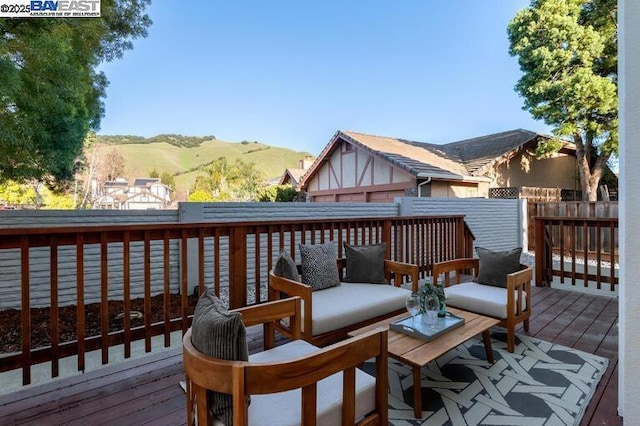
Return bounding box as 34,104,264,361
30,1,100,13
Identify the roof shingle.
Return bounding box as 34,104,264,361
340,129,548,178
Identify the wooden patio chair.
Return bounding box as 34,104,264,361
183,296,389,425
432,258,533,353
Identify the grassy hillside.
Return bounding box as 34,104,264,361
95,136,313,196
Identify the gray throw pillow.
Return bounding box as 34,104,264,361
343,242,387,284
299,242,340,291
474,246,523,288
273,249,300,281
190,288,249,425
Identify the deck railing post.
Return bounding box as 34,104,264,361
229,226,248,309
382,220,392,260
534,218,546,287
456,217,465,260
184,236,200,299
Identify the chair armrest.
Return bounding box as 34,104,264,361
268,271,312,300
506,264,533,316
232,297,302,348
384,259,420,291
269,271,313,341
506,265,533,290
431,258,479,287
232,297,301,331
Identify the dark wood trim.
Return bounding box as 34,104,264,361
308,181,413,197
357,155,372,187
328,161,341,189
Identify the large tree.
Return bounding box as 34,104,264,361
0,1,152,187
189,158,266,202
508,0,617,201
99,147,125,182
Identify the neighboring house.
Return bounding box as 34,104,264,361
300,129,581,202
93,177,172,210
278,155,315,189
279,168,306,189
131,178,172,202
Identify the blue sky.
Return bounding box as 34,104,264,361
98,0,550,155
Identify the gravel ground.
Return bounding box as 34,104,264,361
0,294,199,354
520,250,618,269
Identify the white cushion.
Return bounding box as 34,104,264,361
247,339,376,426
309,283,410,336
444,282,527,319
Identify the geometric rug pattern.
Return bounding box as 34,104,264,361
366,332,609,426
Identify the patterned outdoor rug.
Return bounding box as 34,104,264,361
365,332,609,426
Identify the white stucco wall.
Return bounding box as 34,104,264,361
619,0,640,418
494,151,579,190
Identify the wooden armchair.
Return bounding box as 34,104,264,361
269,258,419,346
432,258,533,353
183,297,389,426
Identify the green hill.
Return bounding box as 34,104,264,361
95,135,313,197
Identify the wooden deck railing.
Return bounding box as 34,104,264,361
528,201,618,250
0,215,473,386
534,216,618,289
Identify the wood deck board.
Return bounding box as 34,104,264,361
0,287,622,426
587,361,620,426
56,371,182,425
551,295,610,349
534,293,600,343
2,351,183,424
81,381,185,426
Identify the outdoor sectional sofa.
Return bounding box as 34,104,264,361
268,243,419,347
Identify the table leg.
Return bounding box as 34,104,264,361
482,330,494,363
413,365,422,418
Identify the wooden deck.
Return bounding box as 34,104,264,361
0,286,621,426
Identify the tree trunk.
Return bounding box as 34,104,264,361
573,133,611,202
584,181,598,202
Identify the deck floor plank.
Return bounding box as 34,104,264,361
1,351,183,425
0,287,622,426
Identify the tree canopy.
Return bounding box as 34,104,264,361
508,0,617,200
189,157,266,202
257,185,299,202
0,1,152,187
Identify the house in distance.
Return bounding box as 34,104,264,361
92,177,173,210
278,155,315,190
299,129,585,203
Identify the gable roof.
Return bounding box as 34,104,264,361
302,129,573,187
341,131,469,178
279,168,306,186
124,191,168,204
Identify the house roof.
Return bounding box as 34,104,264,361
432,129,544,176
104,180,129,188
124,191,167,204
279,168,306,186
133,178,161,187
302,129,572,186
340,131,469,178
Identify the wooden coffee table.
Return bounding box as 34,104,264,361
348,307,500,419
